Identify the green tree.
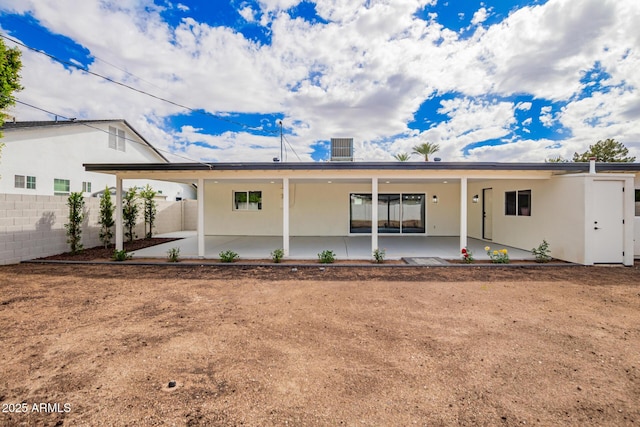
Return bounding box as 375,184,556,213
545,156,568,163
65,192,85,254
572,139,636,162
412,142,440,161
139,184,157,238
98,186,115,248
122,187,139,242
0,38,23,167
393,152,411,161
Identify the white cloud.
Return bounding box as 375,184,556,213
2,0,639,164
470,7,488,26
238,6,257,22
516,102,532,111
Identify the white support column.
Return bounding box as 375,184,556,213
115,176,123,251
460,177,468,251
371,177,378,256
282,177,290,257
197,178,205,258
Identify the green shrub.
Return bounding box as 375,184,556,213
123,187,139,242
318,249,336,264
373,248,385,264
461,247,474,263
65,192,85,254
532,240,551,263
139,184,157,238
98,186,115,248
219,250,239,263
167,247,180,262
271,248,284,263
112,249,132,261
485,246,509,264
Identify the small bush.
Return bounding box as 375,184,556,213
112,249,132,262
373,248,385,264
532,240,551,263
271,248,284,263
65,192,85,254
318,249,336,264
219,250,239,263
461,247,474,263
485,246,509,264
167,247,180,262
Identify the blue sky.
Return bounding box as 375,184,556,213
0,0,638,163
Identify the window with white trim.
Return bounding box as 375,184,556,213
108,126,126,152
233,191,262,210
54,178,70,196
26,176,36,189
82,181,92,193
14,175,25,188
505,190,531,216
635,189,640,217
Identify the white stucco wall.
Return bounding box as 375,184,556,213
468,177,587,263
204,180,462,237
635,174,640,258
0,122,195,200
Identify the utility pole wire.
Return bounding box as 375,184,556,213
0,33,279,135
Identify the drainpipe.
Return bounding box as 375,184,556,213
589,157,596,174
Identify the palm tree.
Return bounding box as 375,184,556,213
412,142,440,161
393,152,411,161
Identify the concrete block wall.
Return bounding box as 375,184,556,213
0,194,197,265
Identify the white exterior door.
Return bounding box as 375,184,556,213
591,180,624,263
483,188,493,240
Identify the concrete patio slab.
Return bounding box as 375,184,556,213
134,234,536,261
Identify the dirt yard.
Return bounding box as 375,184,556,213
1,262,639,426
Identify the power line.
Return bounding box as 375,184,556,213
3,13,165,92
12,98,212,167
283,133,302,161
0,33,280,135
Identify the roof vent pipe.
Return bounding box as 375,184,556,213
589,157,596,174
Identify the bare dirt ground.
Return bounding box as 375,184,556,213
1,261,639,426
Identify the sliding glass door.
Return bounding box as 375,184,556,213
350,193,425,234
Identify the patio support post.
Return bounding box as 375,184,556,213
371,177,378,255
197,178,205,258
460,176,468,251
115,176,123,251
282,177,290,257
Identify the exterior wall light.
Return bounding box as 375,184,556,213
432,195,438,204
472,194,479,203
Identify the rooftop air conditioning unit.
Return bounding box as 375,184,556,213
330,138,354,161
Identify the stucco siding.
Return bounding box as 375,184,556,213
0,122,195,200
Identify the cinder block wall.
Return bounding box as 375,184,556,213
0,194,197,265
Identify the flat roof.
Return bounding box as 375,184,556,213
84,161,640,173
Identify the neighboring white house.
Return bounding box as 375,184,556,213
0,120,195,200
85,159,640,266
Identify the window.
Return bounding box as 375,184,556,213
54,178,70,196
82,181,92,193
26,176,36,189
635,189,640,217
233,191,262,210
108,126,126,152
14,175,25,188
505,190,531,216
350,194,372,233
350,193,425,234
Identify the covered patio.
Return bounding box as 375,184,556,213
133,232,535,261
